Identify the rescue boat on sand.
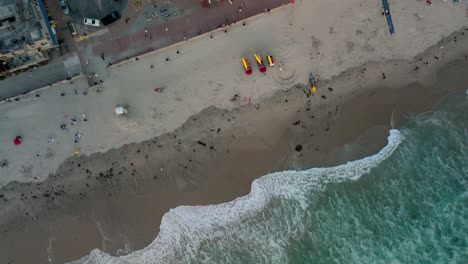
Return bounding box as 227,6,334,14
266,55,275,67
254,53,267,73
242,57,252,75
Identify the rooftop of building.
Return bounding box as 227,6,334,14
0,0,46,55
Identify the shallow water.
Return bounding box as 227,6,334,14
74,92,467,264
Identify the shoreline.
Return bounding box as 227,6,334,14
1,27,467,262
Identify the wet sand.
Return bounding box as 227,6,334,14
0,28,467,263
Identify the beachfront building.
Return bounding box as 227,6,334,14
0,0,57,75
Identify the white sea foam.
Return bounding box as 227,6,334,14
70,129,404,264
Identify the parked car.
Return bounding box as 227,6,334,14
83,18,100,27
101,11,121,26
67,21,77,35
60,0,70,15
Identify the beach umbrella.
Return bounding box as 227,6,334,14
14,136,22,146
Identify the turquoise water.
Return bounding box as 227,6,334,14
288,95,468,263
77,92,467,264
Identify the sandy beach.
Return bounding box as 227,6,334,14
0,0,467,263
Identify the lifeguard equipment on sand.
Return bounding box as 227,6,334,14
254,53,266,73
266,55,275,67
309,72,317,93
115,105,128,115
242,57,252,75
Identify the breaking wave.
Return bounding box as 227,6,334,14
72,89,468,264
71,129,403,264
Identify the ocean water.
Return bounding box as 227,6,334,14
75,92,467,264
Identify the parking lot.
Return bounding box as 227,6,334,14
45,0,128,44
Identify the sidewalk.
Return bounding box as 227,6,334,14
0,52,82,101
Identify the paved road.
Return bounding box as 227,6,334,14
0,53,82,100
